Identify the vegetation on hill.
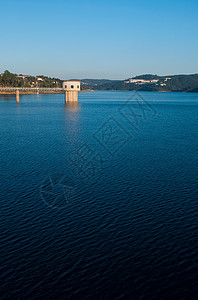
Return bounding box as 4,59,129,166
0,70,62,88
81,74,198,92
133,74,160,80
1,70,198,92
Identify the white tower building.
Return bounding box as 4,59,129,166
63,81,81,103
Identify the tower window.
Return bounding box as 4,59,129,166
71,85,74,88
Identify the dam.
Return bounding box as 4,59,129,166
0,80,81,103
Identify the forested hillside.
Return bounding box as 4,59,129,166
1,70,198,92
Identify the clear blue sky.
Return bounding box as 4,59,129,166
1,0,198,79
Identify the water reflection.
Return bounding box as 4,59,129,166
64,102,81,112
0,95,16,102
63,102,81,136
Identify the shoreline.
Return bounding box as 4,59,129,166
0,89,197,95
0,90,93,95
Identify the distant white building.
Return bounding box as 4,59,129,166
127,79,159,85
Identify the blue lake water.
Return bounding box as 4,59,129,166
0,91,198,299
